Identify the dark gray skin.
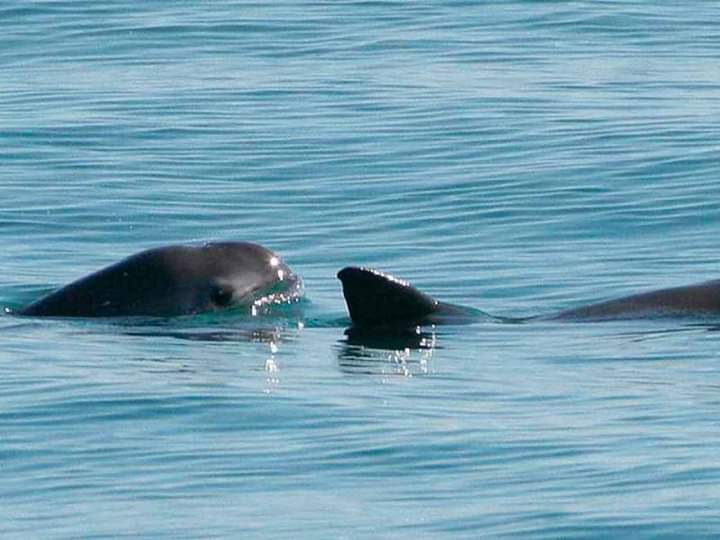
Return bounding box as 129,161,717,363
19,242,302,318
337,267,720,327
551,279,720,321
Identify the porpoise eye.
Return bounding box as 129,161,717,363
211,285,234,307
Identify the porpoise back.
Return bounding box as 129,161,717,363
337,266,720,327
551,279,720,321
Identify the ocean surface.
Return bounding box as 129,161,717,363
3,1,720,538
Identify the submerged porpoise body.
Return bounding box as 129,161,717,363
19,242,302,318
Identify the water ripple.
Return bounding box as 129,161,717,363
3,1,720,538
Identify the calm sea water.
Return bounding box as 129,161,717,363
3,1,720,538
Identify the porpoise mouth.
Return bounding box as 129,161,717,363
248,273,304,316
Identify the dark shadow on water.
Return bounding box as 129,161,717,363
3,297,309,343
343,325,437,350
3,306,303,345
121,326,290,344
104,312,304,345
334,317,720,374
335,326,439,376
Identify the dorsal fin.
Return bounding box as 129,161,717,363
337,267,439,326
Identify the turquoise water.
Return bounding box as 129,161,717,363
4,1,720,537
